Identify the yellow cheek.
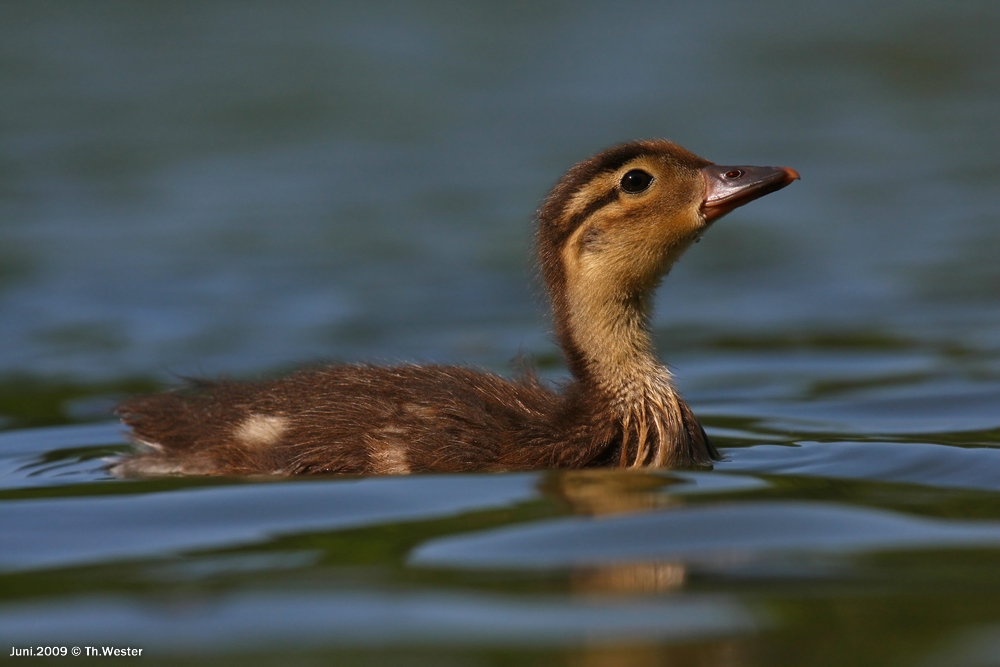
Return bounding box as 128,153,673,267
561,195,705,292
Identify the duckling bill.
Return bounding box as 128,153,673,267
115,140,798,476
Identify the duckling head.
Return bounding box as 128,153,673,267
537,139,798,386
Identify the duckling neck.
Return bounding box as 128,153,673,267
562,288,666,390
557,283,690,466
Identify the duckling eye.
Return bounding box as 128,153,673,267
724,169,744,179
620,169,653,194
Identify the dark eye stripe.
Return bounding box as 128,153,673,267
561,188,619,241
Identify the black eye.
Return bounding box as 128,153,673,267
724,169,744,179
620,169,653,194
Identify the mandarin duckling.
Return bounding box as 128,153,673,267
114,140,797,476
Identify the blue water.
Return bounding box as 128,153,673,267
2,2,1000,664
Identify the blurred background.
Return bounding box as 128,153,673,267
2,0,997,408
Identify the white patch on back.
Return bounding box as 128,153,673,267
234,414,288,448
403,403,436,419
368,437,411,475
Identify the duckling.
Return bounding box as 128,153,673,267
114,140,797,476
